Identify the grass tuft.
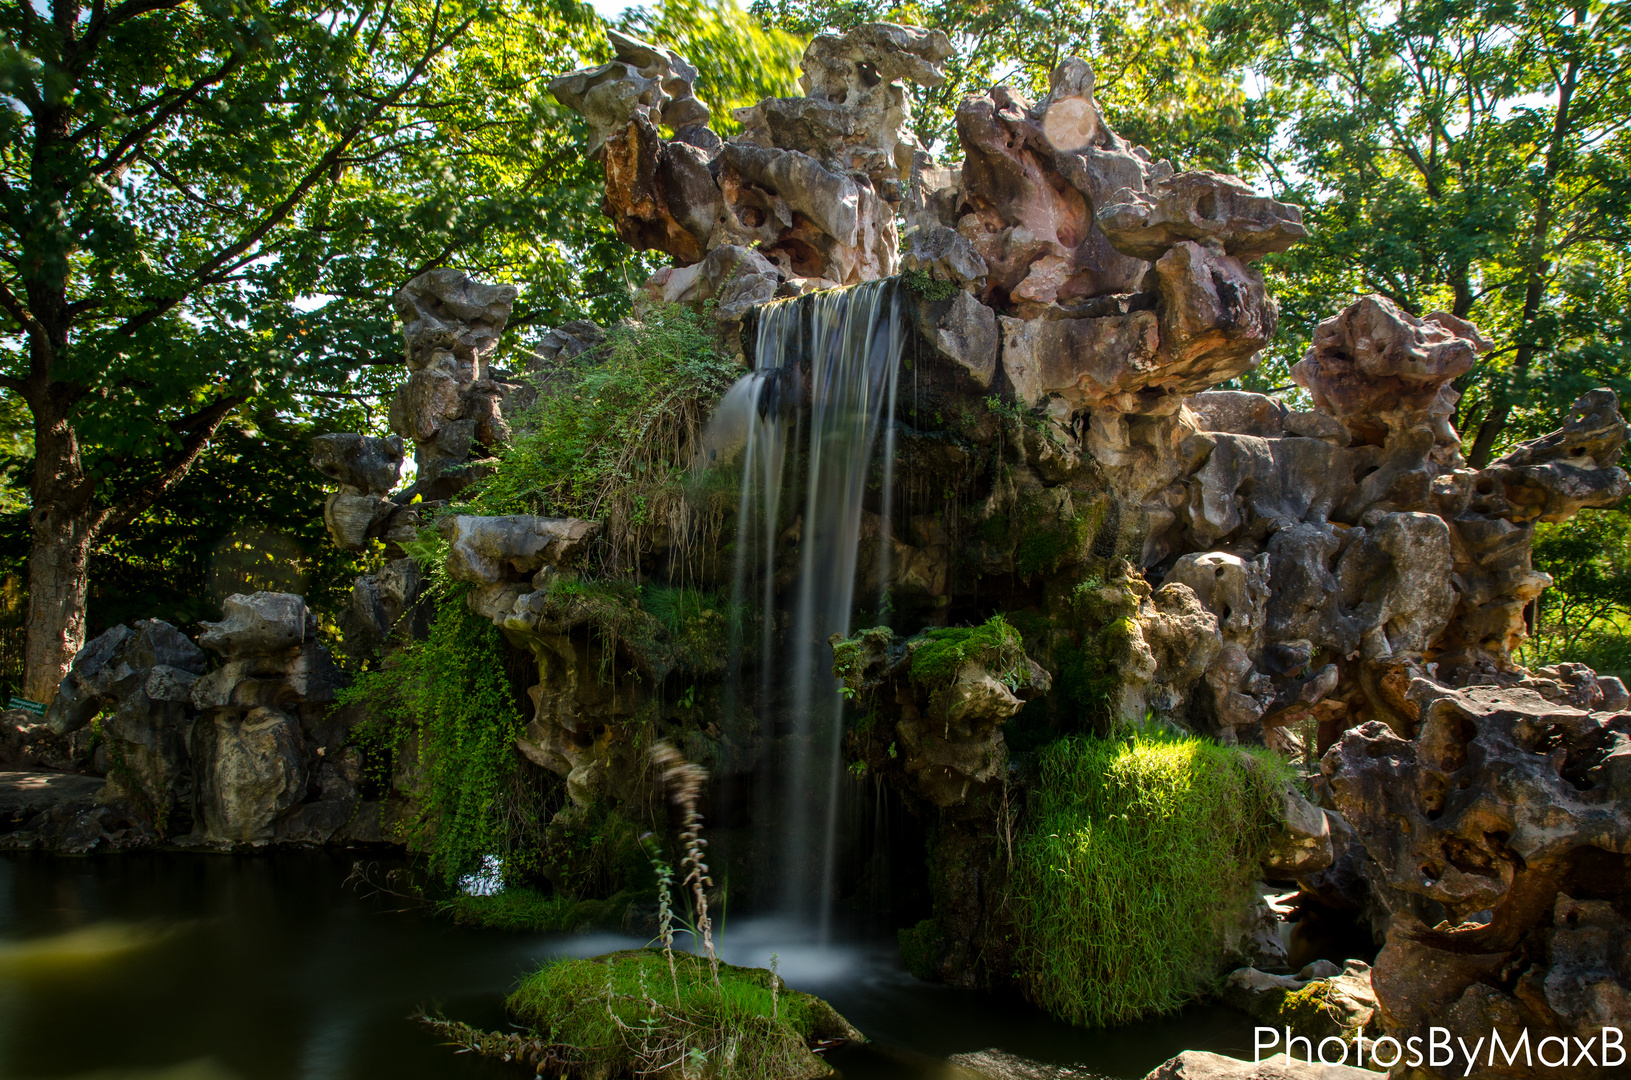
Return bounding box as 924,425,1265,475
1013,734,1291,1027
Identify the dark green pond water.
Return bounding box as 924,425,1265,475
0,851,1256,1080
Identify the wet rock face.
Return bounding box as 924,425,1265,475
1324,682,1631,1078
552,23,951,291
191,593,353,846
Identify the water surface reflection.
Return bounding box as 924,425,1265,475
0,852,1253,1079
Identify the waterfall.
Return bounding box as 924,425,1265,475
716,279,906,939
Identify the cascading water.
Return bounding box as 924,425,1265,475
714,279,907,939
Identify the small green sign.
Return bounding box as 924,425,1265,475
5,696,44,718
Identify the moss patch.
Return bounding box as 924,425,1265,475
501,949,859,1079
908,615,1025,688
1013,734,1292,1027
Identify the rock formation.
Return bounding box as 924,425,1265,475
285,20,1631,1052
190,592,356,845
44,618,207,827
551,24,953,298
1324,680,1631,1079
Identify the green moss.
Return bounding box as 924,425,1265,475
900,268,959,301
898,918,944,981
1013,489,1093,580
908,614,1025,688
1013,734,1292,1027
439,887,635,933
505,950,857,1079
1276,981,1363,1041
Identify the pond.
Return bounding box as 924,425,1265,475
0,851,1257,1080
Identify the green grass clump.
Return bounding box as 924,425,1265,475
900,268,959,301
438,887,634,933
462,302,738,573
908,614,1025,688
1013,734,1291,1027
504,950,857,1079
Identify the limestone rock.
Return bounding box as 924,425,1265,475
1324,682,1631,1077
190,593,353,846
917,288,999,388
442,515,600,584
1097,171,1307,263
1189,391,1286,438
310,433,404,495
902,224,988,286
1220,960,1381,1045
1291,296,1488,450
958,65,1165,307
42,620,205,830
553,21,950,290
1140,1051,1375,1080
949,1048,1108,1079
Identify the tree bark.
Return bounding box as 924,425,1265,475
22,388,95,701
22,503,94,703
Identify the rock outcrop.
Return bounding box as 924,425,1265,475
1324,681,1631,1079
551,23,952,295
190,593,356,845
44,619,207,827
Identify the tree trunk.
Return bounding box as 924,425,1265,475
22,502,94,702
21,386,96,703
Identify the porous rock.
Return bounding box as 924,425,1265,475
1324,681,1631,1078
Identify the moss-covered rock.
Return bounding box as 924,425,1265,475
484,949,861,1079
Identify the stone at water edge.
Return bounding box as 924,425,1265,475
1140,1051,1376,1079
948,1047,1114,1079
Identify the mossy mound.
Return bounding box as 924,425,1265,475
489,950,859,1079
907,614,1025,687
1013,734,1293,1027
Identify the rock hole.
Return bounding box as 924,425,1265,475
1475,478,1495,495
1215,565,1227,578
1197,190,1218,219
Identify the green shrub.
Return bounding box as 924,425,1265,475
909,614,1025,687
1013,734,1291,1027
900,268,958,301
503,950,857,1079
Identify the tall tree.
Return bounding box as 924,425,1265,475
1215,0,1631,458
0,0,643,700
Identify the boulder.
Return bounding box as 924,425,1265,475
1140,1051,1375,1080
1097,171,1307,263
1324,682,1631,1078
442,515,601,584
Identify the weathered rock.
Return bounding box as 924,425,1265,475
43,619,206,828
1098,171,1308,263
442,515,601,584
342,557,428,661
1221,960,1381,1046
553,22,950,290
1291,297,1488,451
190,593,353,846
1140,1051,1375,1080
1324,682,1631,1078
949,1048,1109,1079
310,433,404,495
382,269,521,502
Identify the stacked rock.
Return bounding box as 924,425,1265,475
189,592,355,845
